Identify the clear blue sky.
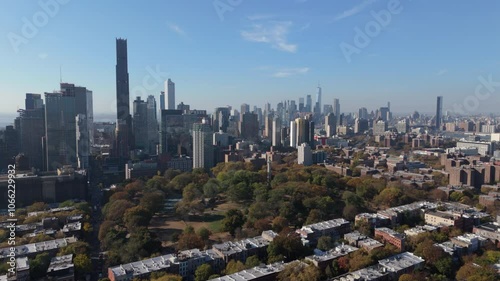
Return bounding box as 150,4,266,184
1,0,500,122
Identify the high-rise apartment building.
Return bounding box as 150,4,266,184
325,113,337,137
133,97,148,150
76,114,90,169
193,119,214,171
436,96,443,130
240,112,259,140
272,117,281,147
146,95,159,153
373,120,388,136
290,120,297,148
354,118,369,134
166,79,175,110
265,114,273,139
115,38,132,159
160,91,165,111
298,143,312,166
213,107,230,132
333,99,340,125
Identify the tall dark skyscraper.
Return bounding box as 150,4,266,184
436,96,443,130
115,38,132,158
25,93,43,110
16,94,45,170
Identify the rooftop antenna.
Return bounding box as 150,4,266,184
59,65,62,83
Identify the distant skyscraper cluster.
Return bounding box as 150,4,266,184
0,36,454,174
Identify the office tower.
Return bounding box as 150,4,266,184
133,97,148,150
213,130,230,147
239,112,259,140
61,83,93,148
290,121,297,148
387,102,391,112
44,83,92,170
298,97,305,112
436,96,443,130
1,126,19,167
115,38,132,159
323,105,333,115
160,91,165,111
160,109,183,155
298,143,312,166
146,95,159,153
165,79,176,110
265,114,273,139
264,103,271,114
333,98,340,125
176,102,190,113
358,107,368,119
325,113,336,137
306,95,312,112
213,107,230,132
44,91,77,170
272,117,281,147
378,107,390,122
354,118,369,134
240,103,250,117
314,86,322,115
76,114,89,169
16,94,45,170
25,93,43,110
254,107,263,127
193,119,214,171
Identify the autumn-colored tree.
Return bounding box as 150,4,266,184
123,206,153,230
74,254,92,275
225,260,246,275
176,232,205,251
151,274,183,281
272,216,289,233
27,202,48,213
348,249,374,271
414,239,446,265
277,261,321,281
102,199,134,222
456,262,497,281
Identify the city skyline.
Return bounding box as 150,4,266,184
1,1,500,121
